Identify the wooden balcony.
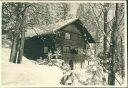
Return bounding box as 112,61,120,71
62,53,85,60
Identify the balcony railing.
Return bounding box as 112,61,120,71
62,53,85,60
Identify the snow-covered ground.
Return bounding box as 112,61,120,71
1,46,125,87
1,47,63,86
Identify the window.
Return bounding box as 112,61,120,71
44,47,48,53
65,33,70,39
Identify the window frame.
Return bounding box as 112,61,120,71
65,32,71,40
44,46,48,53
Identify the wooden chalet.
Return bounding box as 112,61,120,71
24,18,95,70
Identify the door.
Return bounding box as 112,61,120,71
69,60,73,70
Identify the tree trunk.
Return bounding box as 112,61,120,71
103,3,109,60
16,11,25,64
13,36,20,63
108,3,119,85
9,35,19,62
94,30,98,55
17,28,25,63
120,37,124,79
9,4,21,63
9,3,26,64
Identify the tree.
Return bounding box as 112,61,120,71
49,3,70,22
77,3,125,85
61,3,70,20
108,3,119,85
103,3,109,60
9,3,27,63
2,3,30,63
120,37,124,79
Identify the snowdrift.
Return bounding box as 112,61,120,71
1,47,63,86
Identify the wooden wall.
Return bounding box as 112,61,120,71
24,23,86,62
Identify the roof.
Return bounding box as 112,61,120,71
25,18,95,43
25,18,78,37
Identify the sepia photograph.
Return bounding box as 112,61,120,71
0,0,127,87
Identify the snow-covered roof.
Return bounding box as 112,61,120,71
25,18,78,38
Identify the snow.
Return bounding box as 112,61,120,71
1,47,125,87
1,47,63,86
25,17,78,37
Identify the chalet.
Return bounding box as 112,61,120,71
24,18,95,70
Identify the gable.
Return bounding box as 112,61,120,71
62,24,81,35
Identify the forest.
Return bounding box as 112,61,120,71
1,2,126,86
